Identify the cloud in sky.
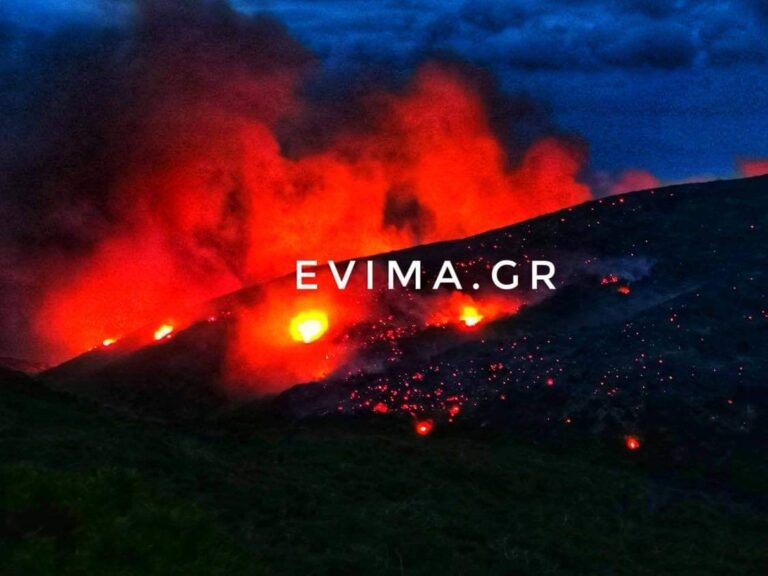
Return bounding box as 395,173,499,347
239,0,768,179
5,1,766,70
234,0,768,72
2,0,768,180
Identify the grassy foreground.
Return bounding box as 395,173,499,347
1,377,766,576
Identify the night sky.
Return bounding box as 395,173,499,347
2,0,768,180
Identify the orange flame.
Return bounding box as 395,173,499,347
289,310,329,344
429,293,521,329
460,306,484,327
32,61,590,363
154,324,174,341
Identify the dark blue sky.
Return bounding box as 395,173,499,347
3,0,768,180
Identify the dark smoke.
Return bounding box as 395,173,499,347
0,1,312,360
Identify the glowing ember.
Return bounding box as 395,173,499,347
154,324,174,341
372,402,389,414
289,310,329,344
102,338,117,347
546,377,555,386
601,274,620,285
460,306,484,327
415,420,433,436
448,404,461,417
617,285,631,294
625,435,641,451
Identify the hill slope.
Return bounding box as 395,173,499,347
280,176,768,457
40,176,768,456
2,367,767,576
6,176,768,574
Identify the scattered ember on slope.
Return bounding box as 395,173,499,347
415,420,434,436
372,402,389,414
625,435,641,450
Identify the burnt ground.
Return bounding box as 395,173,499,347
40,175,768,466
281,176,768,461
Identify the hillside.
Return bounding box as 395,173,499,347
39,176,768,456
5,176,768,574
278,175,768,463
1,366,767,575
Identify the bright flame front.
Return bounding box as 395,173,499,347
289,310,329,344
154,324,174,341
460,306,483,327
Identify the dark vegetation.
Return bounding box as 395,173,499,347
1,367,766,575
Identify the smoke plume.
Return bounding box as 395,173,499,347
0,0,592,363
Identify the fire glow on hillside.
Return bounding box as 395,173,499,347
2,2,649,439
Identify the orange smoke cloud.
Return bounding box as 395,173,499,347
30,4,591,364
235,65,591,279
36,231,239,356
609,170,660,195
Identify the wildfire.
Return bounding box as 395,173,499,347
289,310,329,344
415,420,434,436
25,3,594,364
625,435,641,451
154,324,174,341
460,306,484,327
